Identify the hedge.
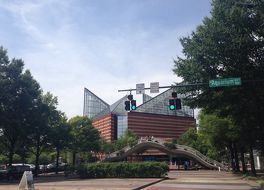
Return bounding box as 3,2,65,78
77,162,169,178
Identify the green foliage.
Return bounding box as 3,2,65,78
178,128,208,154
77,162,169,178
50,114,70,150
113,130,138,151
100,140,114,154
0,46,42,165
198,111,237,160
177,112,237,161
27,153,51,165
0,46,73,173
27,92,62,175
172,138,177,144
0,155,8,164
68,116,101,168
49,113,71,173
164,143,176,149
0,154,23,163
199,111,237,147
68,116,101,153
12,154,22,163
173,0,264,156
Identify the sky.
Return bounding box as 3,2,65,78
0,0,212,118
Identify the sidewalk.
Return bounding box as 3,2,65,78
0,177,163,190
0,170,261,190
143,170,260,190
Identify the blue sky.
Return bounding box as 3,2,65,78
0,0,212,118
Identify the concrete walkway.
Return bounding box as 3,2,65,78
0,170,261,190
144,170,260,190
0,177,162,190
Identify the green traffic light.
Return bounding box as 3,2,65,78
170,104,175,110
131,105,136,110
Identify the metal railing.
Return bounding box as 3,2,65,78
105,138,226,170
175,144,225,169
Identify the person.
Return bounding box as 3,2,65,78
184,161,188,170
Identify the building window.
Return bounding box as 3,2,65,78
83,88,109,119
117,116,128,139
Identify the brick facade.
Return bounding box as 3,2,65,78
128,112,195,141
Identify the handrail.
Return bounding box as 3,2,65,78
105,139,226,170
175,144,224,168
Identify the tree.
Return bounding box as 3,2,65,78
178,127,210,156
27,92,60,176
173,0,264,175
198,111,240,170
68,116,101,167
0,46,41,166
113,130,139,151
49,112,70,174
100,139,114,154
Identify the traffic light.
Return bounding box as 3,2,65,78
169,99,175,110
175,99,182,109
128,94,133,101
131,100,136,110
125,101,130,111
172,92,177,98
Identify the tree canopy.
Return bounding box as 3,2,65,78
173,0,264,154
68,116,101,167
0,46,105,172
0,46,42,165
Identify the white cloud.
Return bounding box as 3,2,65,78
0,0,211,118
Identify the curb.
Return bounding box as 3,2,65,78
132,177,168,190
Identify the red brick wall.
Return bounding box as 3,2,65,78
92,114,116,142
128,112,195,141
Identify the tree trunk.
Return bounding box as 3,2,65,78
34,137,40,177
229,144,235,171
72,152,76,169
249,146,256,176
234,143,240,172
240,149,247,173
8,142,15,166
55,148,60,174
22,147,26,165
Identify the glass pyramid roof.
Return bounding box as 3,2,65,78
84,87,194,120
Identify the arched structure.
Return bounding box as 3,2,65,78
103,139,226,170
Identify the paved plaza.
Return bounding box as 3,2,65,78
144,170,260,190
0,170,260,190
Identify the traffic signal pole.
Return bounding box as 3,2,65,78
118,82,208,92
117,78,264,92
119,82,206,112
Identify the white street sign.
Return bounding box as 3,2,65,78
18,171,34,190
136,83,145,94
150,82,159,93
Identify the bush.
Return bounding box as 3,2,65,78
77,162,169,178
164,143,176,149
0,155,8,165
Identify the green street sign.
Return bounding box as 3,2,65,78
209,78,241,87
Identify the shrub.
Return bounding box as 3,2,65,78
0,155,8,164
77,162,169,178
164,143,176,149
